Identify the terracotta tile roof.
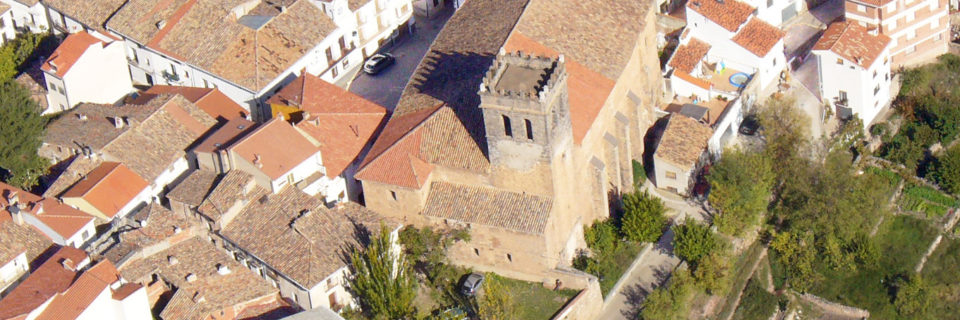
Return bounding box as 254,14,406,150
60,162,149,219
356,107,489,188
43,0,127,33
502,32,617,144
346,0,371,11
270,74,386,178
731,19,785,57
0,209,53,268
0,247,88,320
10,0,36,7
33,260,133,320
101,94,218,181
228,117,320,180
197,170,261,222
654,114,713,168
121,203,194,248
108,0,338,92
41,31,103,78
669,38,711,73
422,182,552,235
686,0,755,32
192,117,257,154
43,156,102,198
118,237,276,320
813,20,892,69
140,85,248,121
673,70,712,90
166,170,220,207
0,183,95,241
222,187,392,287
44,103,159,153
512,0,651,80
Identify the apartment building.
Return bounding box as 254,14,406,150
844,0,949,67
813,21,894,125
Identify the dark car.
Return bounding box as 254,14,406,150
739,115,760,135
460,273,484,297
363,53,395,75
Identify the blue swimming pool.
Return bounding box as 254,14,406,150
729,72,751,88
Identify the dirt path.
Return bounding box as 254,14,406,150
720,247,769,320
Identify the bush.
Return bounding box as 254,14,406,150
632,159,646,186
932,145,960,195
584,219,619,253
640,269,695,320
672,219,718,266
707,148,774,236
732,279,777,320
870,122,889,137
895,276,931,318
692,251,730,294
620,190,667,243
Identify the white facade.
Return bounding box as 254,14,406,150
744,0,803,26
708,98,744,156
0,0,48,34
684,10,787,92
0,8,16,45
20,211,97,248
43,39,133,114
71,283,152,320
814,47,893,125
0,251,28,294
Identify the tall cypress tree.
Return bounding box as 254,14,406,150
347,224,417,319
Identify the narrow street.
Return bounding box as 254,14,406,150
347,6,455,111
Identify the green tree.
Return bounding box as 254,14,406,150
620,190,667,243
707,148,774,236
757,96,809,181
932,144,960,194
639,269,694,320
348,224,417,319
769,231,819,292
672,219,717,266
0,79,47,189
0,32,48,79
476,274,514,320
895,276,931,319
584,219,619,253
692,251,729,294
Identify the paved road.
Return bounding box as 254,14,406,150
347,6,454,111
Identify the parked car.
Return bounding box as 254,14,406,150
460,273,484,297
363,53,395,75
739,115,760,136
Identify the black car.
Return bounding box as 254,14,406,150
363,53,395,75
460,273,484,297
739,115,760,136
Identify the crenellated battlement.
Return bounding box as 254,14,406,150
479,49,567,104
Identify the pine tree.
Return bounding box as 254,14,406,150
0,79,47,189
347,224,417,319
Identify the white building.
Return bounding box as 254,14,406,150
0,4,17,45
0,249,27,295
0,0,49,34
1,182,98,249
683,0,787,92
813,21,894,125
41,31,133,114
742,0,804,26
653,113,713,196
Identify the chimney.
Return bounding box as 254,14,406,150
253,154,263,168
168,255,178,265
61,258,76,271
192,291,206,304
216,263,231,275
156,20,166,30
5,191,18,206
113,117,125,129
33,201,43,214
9,205,24,225
855,57,863,65
76,113,87,121
185,273,197,282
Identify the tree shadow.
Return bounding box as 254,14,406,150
621,282,650,319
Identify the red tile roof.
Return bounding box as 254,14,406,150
669,38,711,73
141,85,248,121
228,118,320,180
193,117,256,154
34,260,131,320
813,20,892,69
673,70,712,90
61,162,149,219
686,0,755,32
268,73,387,178
0,247,89,320
42,31,103,78
0,183,95,241
731,19,785,57
503,32,617,144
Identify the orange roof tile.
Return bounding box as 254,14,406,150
731,19,785,57
228,118,320,180
61,162,149,219
673,70,712,90
271,74,386,178
669,38,711,73
503,32,616,144
655,114,713,168
42,31,103,78
813,20,892,69
141,85,248,121
355,107,442,188
0,247,88,320
686,0,754,32
1,182,94,241
34,261,126,320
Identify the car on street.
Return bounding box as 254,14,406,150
363,53,395,75
460,273,484,297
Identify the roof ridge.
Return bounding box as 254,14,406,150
356,104,445,175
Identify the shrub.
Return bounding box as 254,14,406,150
632,159,646,186
639,269,695,320
870,122,889,137
620,190,667,243
584,219,619,253
895,276,931,318
672,219,718,266
932,145,960,195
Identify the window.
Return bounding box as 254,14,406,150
857,4,866,12
873,70,877,78
874,84,880,95
839,90,848,102
338,36,347,56
524,119,533,140
836,58,843,65
935,33,943,41
390,190,397,201
506,254,513,262
331,65,339,78
666,171,677,179
325,47,334,67
767,0,773,7
502,115,512,137
82,230,90,240
474,248,480,256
